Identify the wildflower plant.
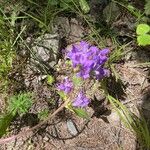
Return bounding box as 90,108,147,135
67,41,110,79
56,41,110,118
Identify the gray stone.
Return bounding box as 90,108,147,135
67,119,78,136
56,17,85,43
30,33,59,72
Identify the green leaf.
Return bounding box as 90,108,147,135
136,24,150,35
107,95,150,148
137,34,150,46
73,108,89,119
79,0,90,14
57,91,66,99
72,75,83,86
60,0,72,9
47,75,55,85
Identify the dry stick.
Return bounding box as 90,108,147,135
0,100,69,145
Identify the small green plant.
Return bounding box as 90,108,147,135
107,95,150,149
0,92,33,137
8,92,33,116
136,23,150,46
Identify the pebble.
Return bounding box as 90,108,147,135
67,119,78,136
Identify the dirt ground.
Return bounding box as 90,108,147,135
0,55,149,149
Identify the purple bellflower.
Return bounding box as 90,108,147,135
72,91,90,107
57,77,73,93
66,41,110,79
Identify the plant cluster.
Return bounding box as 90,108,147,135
57,41,110,115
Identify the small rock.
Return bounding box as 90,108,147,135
37,75,47,82
107,111,120,125
56,17,85,43
43,136,49,142
69,18,84,43
67,119,78,136
56,17,70,37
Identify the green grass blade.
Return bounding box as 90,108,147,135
107,95,150,149
0,113,14,137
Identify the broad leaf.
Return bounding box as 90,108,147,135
136,24,150,35
103,2,120,24
137,34,150,46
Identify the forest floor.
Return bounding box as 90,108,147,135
0,0,150,150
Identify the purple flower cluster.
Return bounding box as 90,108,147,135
57,77,73,93
72,91,90,107
57,78,89,107
57,41,110,108
67,41,110,79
